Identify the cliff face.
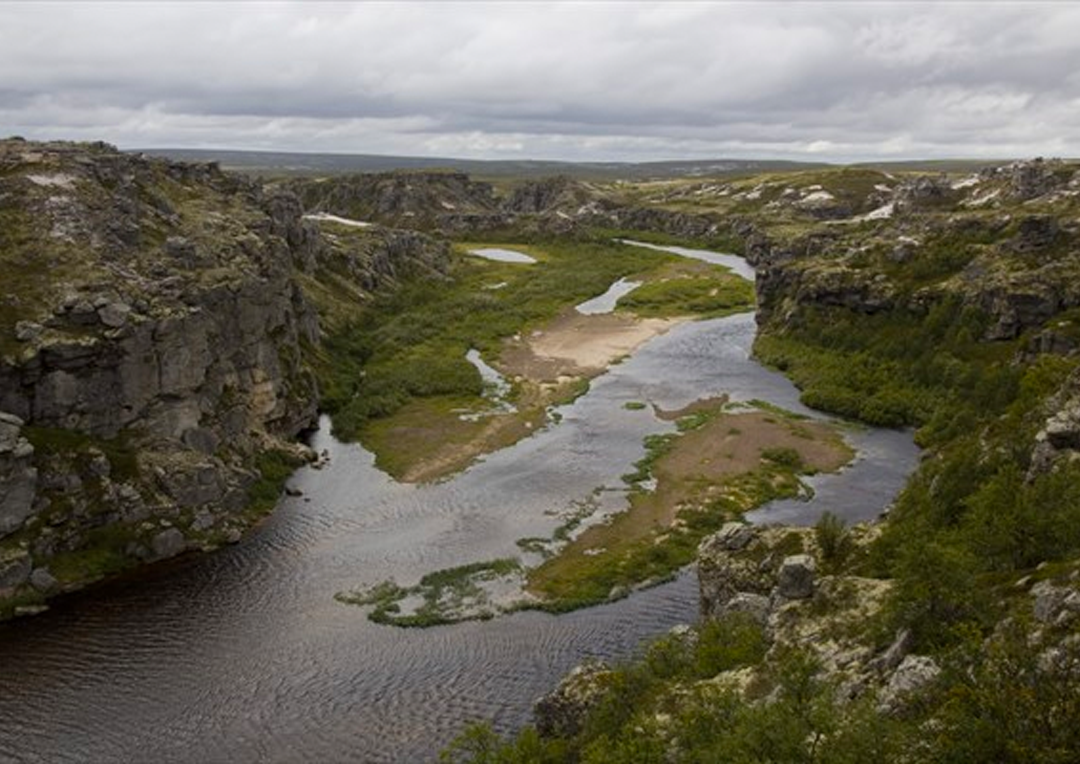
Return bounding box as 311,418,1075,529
288,171,503,231
742,160,1080,337
0,140,448,612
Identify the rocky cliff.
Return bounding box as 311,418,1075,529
0,139,448,615
288,171,505,232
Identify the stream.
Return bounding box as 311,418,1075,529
0,245,918,763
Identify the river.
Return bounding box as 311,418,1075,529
0,246,918,763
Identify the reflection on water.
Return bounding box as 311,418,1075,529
0,249,917,764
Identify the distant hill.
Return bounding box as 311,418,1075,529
135,148,828,181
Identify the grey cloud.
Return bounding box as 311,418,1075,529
0,1,1077,161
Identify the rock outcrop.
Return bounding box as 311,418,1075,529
0,139,449,614
533,661,612,738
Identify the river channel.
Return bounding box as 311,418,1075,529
0,245,918,763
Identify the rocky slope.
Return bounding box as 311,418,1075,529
0,139,447,615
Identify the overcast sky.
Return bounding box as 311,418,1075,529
1,1,1077,162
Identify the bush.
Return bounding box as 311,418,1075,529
814,511,853,571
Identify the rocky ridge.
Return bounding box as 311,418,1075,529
0,139,447,614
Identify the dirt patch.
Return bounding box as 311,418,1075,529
657,410,850,497
500,311,685,382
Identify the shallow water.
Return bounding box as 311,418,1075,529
467,247,537,264
0,249,917,764
575,277,641,315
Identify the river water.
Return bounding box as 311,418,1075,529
0,248,918,764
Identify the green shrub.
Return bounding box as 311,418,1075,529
814,511,853,571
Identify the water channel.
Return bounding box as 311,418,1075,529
0,245,918,763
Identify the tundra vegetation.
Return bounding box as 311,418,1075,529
432,160,1080,761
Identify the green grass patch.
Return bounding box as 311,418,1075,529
616,270,754,318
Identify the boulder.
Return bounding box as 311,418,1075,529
150,528,187,560
777,555,816,599
878,655,941,714
0,412,39,538
0,549,32,591
534,662,611,738
29,567,58,593
1032,580,1080,624
721,592,772,625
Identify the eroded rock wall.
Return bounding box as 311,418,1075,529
0,139,448,609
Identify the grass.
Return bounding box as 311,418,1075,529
22,426,140,482
247,449,307,515
316,238,676,433
616,264,754,319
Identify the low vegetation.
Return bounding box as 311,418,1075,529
442,609,1080,763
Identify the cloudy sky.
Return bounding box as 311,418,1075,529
1,1,1077,162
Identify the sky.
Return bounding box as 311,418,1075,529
1,1,1078,163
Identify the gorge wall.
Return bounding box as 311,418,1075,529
0,139,447,613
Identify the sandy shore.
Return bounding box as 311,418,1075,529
500,312,685,382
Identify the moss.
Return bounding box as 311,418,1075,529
23,426,141,482
47,522,145,586
247,449,306,514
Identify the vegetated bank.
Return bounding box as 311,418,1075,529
440,159,1080,763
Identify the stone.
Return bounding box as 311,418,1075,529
878,655,941,714
0,549,32,590
150,528,187,559
29,567,58,592
699,550,773,619
722,592,772,625
534,662,611,738
13,604,48,617
190,511,217,532
0,413,38,538
1032,580,1072,623
1045,405,1080,451
14,321,43,342
182,427,220,455
714,522,757,552
777,555,816,599
97,302,131,328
